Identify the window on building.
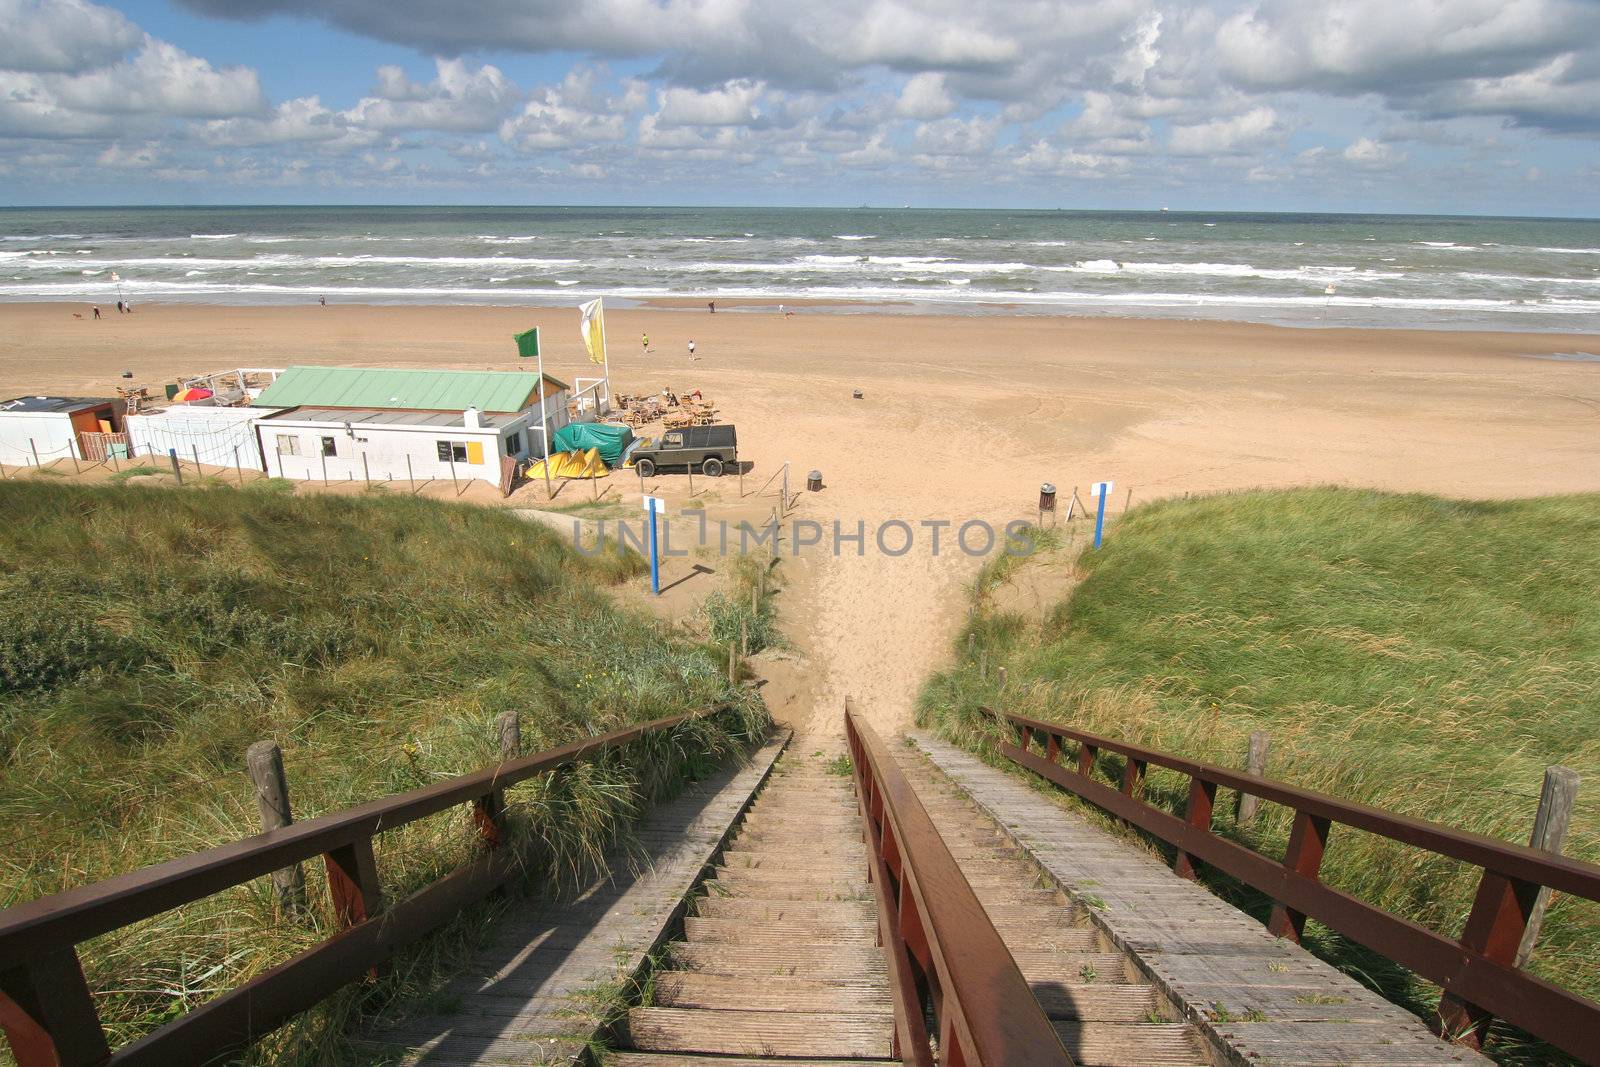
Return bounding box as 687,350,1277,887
437,440,468,463
505,431,523,455
320,436,337,457
275,434,300,456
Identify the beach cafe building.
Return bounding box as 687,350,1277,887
250,366,570,488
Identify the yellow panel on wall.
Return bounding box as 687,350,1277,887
466,440,484,465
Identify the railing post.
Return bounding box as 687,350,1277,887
1122,757,1146,800
1237,730,1270,828
245,741,307,916
1437,765,1577,1048
1077,741,1098,778
0,948,110,1067
1267,811,1330,942
1436,869,1541,1048
1173,776,1217,880
324,838,381,928
1045,731,1060,764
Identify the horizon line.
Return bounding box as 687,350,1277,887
2,203,1599,223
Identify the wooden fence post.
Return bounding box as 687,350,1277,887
1237,731,1270,828
245,741,307,916
498,711,521,760
1515,766,1579,968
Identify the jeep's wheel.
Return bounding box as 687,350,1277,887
702,457,724,477
635,458,655,478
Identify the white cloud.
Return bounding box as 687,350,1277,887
1341,136,1407,166
196,96,378,148
344,59,517,132
500,71,630,150
1167,106,1282,155
654,80,766,127
0,0,140,73
894,73,956,120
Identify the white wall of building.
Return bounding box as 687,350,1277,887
260,404,559,486
0,412,80,466
128,406,277,468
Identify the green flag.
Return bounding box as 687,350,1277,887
514,326,540,359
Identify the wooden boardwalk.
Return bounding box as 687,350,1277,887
362,731,790,1066
888,742,1208,1066
908,733,1494,1067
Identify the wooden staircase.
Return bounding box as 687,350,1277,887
609,747,894,1065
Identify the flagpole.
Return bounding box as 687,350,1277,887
536,328,552,499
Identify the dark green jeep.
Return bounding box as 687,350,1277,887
625,424,738,477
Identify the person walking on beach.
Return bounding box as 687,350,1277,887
116,300,124,314
688,339,697,360
708,300,716,314
319,295,327,307
642,332,650,354
92,305,100,319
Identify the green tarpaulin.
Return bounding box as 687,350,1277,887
552,422,631,466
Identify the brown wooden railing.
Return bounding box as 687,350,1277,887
984,706,1600,1065
0,709,723,1067
845,704,1074,1066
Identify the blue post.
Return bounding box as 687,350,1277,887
647,498,661,595
1093,483,1109,550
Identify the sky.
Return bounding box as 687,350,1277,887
0,0,1597,215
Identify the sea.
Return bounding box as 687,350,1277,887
3,205,1599,332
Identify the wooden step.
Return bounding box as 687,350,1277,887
621,1007,893,1059
1053,1022,1201,1066
983,902,1073,925
992,925,1098,951
653,972,892,1013
723,842,868,858
608,1055,887,1067
693,897,874,922
664,941,887,979
682,915,876,943
1030,983,1159,1021
719,850,866,871
701,878,872,902
1011,951,1131,983
712,865,870,888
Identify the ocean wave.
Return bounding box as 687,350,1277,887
1458,272,1600,286
834,234,875,240
800,254,861,264
1416,242,1478,250
1538,247,1600,254
190,233,237,239
866,255,953,265
3,278,1599,319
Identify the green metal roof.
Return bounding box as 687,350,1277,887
253,366,562,414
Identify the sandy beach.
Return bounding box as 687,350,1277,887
4,301,1598,736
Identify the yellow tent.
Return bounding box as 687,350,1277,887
525,447,607,480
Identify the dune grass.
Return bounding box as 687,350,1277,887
919,487,1600,1064
0,480,768,1063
